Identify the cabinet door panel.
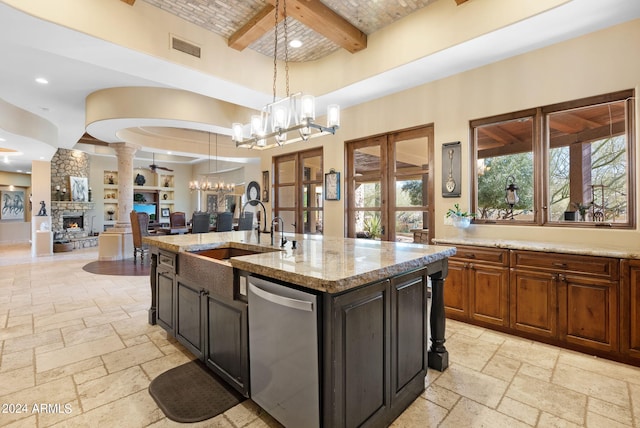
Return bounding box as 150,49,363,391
333,280,390,428
470,266,509,326
176,280,203,357
622,260,640,360
444,261,468,319
393,275,426,392
156,271,174,331
206,294,248,396
561,277,618,352
510,270,557,338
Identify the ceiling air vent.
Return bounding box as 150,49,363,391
171,36,201,58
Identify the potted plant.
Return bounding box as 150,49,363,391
446,203,475,229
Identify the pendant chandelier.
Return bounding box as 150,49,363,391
189,132,235,194
232,0,340,150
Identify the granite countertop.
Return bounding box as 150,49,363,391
144,231,455,293
433,237,640,259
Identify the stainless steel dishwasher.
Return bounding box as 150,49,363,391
248,276,319,428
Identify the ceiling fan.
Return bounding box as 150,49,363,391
149,153,173,172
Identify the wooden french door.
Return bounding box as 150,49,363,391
346,125,434,242
273,148,324,235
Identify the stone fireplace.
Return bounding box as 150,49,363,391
62,213,84,230
49,148,98,249
51,201,96,244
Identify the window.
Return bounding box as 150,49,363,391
472,90,635,228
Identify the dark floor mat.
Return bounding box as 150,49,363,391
148,359,245,423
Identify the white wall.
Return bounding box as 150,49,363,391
259,19,640,251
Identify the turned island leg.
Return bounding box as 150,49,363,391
148,252,157,325
428,263,449,371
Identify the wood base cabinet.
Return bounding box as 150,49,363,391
511,251,618,353
622,260,640,363
445,246,509,327
445,244,632,364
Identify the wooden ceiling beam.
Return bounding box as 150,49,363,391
266,0,367,53
120,0,135,5
229,5,280,51
455,0,469,4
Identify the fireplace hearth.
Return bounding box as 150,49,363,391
63,214,84,230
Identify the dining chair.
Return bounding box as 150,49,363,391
237,211,254,231
130,210,150,263
170,211,186,228
216,212,234,232
191,211,210,234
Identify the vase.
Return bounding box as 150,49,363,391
452,216,471,229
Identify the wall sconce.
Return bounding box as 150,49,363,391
504,176,519,220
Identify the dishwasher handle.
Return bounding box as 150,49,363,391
249,282,314,312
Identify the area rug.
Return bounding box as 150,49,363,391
82,259,150,276
148,359,245,423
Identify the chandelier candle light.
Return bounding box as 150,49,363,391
232,0,340,149
189,133,235,209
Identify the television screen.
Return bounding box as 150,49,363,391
133,203,157,220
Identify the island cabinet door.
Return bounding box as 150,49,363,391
326,279,391,428
205,294,249,397
390,269,429,411
156,269,175,333
175,277,204,359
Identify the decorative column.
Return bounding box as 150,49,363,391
98,141,140,261
110,142,140,231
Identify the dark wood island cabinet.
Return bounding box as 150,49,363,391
145,231,454,427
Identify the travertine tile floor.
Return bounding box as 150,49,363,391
1,243,640,427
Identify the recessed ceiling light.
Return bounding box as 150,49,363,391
0,137,5,142
35,77,49,84
167,151,172,155
289,39,303,48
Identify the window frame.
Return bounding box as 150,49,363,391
471,90,635,228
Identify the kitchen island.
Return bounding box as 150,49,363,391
144,231,455,427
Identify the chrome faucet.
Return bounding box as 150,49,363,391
271,216,287,247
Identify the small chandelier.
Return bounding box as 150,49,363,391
231,0,340,150
189,133,235,194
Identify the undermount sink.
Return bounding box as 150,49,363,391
191,246,268,260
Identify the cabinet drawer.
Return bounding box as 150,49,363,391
158,250,177,272
511,251,618,280
451,245,509,266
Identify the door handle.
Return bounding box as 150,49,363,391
249,283,314,312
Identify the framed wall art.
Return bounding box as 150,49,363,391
1,190,25,220
70,176,89,202
324,169,340,201
442,141,461,198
